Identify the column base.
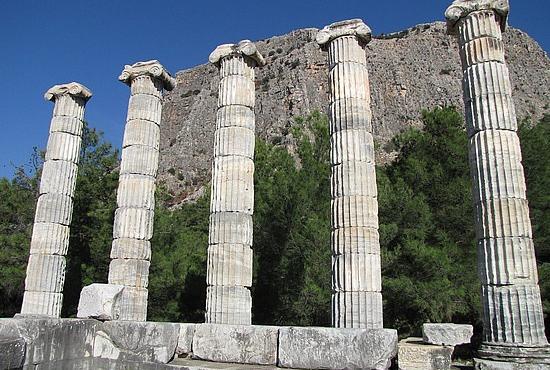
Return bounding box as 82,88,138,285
474,358,550,370
477,342,550,366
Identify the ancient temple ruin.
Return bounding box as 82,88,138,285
1,1,548,369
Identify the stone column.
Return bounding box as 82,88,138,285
446,0,549,365
317,20,383,329
21,83,92,317
108,60,175,321
205,40,265,325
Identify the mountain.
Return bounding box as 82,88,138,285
159,21,550,201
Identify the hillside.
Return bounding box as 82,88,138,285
159,21,550,200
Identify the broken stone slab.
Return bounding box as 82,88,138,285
278,326,397,370
398,337,453,370
0,336,25,369
192,323,278,365
77,283,124,320
176,323,196,357
94,321,180,364
422,323,473,346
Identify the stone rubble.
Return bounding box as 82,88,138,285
422,323,473,346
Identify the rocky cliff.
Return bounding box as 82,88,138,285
159,21,550,201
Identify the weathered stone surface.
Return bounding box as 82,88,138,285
20,291,63,317
0,336,25,370
108,259,150,288
422,323,473,346
77,283,124,320
205,286,252,325
398,337,453,370
474,358,550,370
29,222,70,255
192,324,278,365
115,286,148,322
94,321,180,364
332,291,384,329
176,324,196,356
278,326,397,370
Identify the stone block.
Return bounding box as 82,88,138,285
116,174,156,209
332,227,379,255
332,291,383,329
127,94,162,123
329,62,370,102
77,283,124,320
39,160,78,196
207,244,253,287
0,336,25,370
49,115,84,136
122,119,160,149
115,286,148,322
329,97,372,133
278,326,397,370
331,129,375,164
176,324,196,356
398,337,453,370
110,238,152,260
218,75,255,108
29,222,70,255
332,253,381,292
332,195,378,229
326,35,368,68
474,198,532,239
474,358,550,370
95,321,180,364
20,291,63,317
45,132,81,162
208,212,253,246
216,105,255,130
108,259,150,288
205,286,251,325
214,126,255,159
331,161,377,198
24,254,66,293
34,193,74,225
113,207,154,240
120,145,159,177
422,323,473,346
192,323,278,365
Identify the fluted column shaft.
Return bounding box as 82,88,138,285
206,41,264,325
21,83,92,316
108,60,175,321
454,9,548,349
318,20,383,329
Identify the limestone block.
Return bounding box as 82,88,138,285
460,36,505,67
77,283,124,320
176,324,196,356
108,259,150,288
210,184,254,214
278,326,397,370
329,62,370,103
214,126,255,158
207,244,253,287
129,75,163,98
20,291,63,317
116,174,156,210
0,317,98,366
45,131,81,162
49,115,84,136
332,195,379,229
218,75,255,108
39,160,78,196
422,323,473,346
474,358,550,370
25,254,66,293
205,286,251,325
120,145,159,177
327,35,368,69
332,253,381,292
127,94,162,123
481,284,547,345
219,55,255,79
469,130,525,203
478,237,538,285
474,198,532,239
465,93,517,137
122,119,160,149
332,227,379,255
329,97,372,132
216,105,255,130
29,223,70,255
34,193,74,225
0,336,25,370
113,207,154,240
96,321,180,363
332,291,383,329
331,130,375,164
52,94,86,119
208,212,253,246
115,286,148,321
398,337,453,370
110,238,151,260
456,10,504,51
331,161,377,197
192,324,278,365
211,155,254,182
463,62,513,102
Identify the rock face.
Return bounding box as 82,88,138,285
159,22,550,199
422,323,473,346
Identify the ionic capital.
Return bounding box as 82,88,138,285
209,40,266,67
445,0,509,33
44,82,92,102
316,19,372,46
119,60,176,91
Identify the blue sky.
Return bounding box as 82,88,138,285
1,0,548,179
